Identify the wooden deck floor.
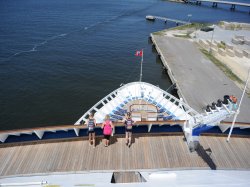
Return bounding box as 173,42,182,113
199,136,250,170
0,134,249,177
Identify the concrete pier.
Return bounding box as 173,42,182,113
146,15,190,25
151,33,250,123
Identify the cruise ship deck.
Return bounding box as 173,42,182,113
1,133,250,177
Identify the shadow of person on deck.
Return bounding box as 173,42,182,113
109,135,118,146
196,144,217,170
96,135,118,147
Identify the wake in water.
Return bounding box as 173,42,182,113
10,33,68,58
10,14,130,59
79,2,156,31
8,2,156,60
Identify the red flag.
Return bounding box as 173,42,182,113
135,50,143,57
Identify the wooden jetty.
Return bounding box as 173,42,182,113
146,15,190,25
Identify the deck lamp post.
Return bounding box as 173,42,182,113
187,14,192,23
227,67,250,142
209,25,215,54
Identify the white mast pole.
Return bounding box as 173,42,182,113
139,49,143,82
227,68,250,142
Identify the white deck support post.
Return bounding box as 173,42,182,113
74,127,80,136
0,134,9,143
112,125,115,136
184,119,198,152
34,130,45,139
180,98,198,151
209,25,215,54
148,124,153,132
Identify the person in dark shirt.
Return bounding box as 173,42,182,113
123,112,134,148
85,112,96,147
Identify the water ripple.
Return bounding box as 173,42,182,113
11,33,68,58
7,3,155,60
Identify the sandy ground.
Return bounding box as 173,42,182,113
161,25,250,93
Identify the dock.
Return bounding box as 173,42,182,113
146,15,190,25
0,134,250,177
151,34,250,123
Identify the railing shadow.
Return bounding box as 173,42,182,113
196,144,217,170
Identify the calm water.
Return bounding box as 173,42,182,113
0,0,250,130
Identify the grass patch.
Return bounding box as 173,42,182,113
152,22,212,35
219,21,242,30
153,23,203,35
173,33,191,38
153,29,168,35
171,23,195,30
217,41,226,50
170,23,211,31
218,21,225,26
200,49,243,85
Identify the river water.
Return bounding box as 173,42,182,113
0,0,250,130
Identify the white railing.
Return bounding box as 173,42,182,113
0,121,187,143
75,82,200,125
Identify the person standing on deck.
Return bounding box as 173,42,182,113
123,112,134,148
85,112,96,147
102,115,114,147
230,95,238,109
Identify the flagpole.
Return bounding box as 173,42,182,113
227,67,250,142
139,49,143,82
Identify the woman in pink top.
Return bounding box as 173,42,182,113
101,115,114,147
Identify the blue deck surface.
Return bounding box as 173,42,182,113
203,126,250,136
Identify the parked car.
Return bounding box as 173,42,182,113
200,27,214,32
